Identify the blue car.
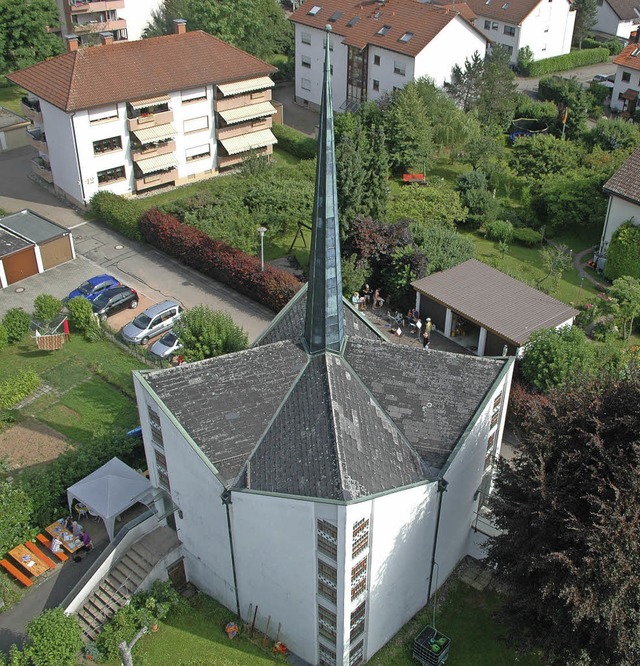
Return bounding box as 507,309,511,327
68,274,120,302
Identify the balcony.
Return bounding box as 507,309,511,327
27,128,48,153
32,158,53,183
73,18,126,33
131,140,175,163
21,97,42,124
127,110,173,132
70,0,124,13
134,168,177,192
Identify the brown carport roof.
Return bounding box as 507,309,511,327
412,259,579,346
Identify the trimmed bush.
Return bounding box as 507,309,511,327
604,221,640,281
485,220,514,243
513,227,543,246
66,296,94,332
33,294,62,325
0,370,41,409
139,209,301,312
2,308,31,343
271,123,317,160
0,324,8,351
90,191,143,240
527,48,609,76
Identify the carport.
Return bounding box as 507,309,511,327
411,259,580,357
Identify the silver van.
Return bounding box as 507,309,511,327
121,300,183,345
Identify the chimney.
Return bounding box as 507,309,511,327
99,32,114,46
174,19,187,34
66,35,79,52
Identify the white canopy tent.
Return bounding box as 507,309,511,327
67,457,152,540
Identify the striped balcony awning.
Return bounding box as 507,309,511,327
219,129,277,155
217,76,274,97
131,124,177,145
137,153,178,175
218,102,276,125
129,95,170,110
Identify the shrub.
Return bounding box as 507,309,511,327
485,220,514,243
33,294,62,325
96,605,139,660
589,82,611,105
90,191,143,241
0,370,41,409
139,209,301,312
271,123,317,159
266,53,293,82
24,608,82,666
605,221,640,281
604,39,624,56
512,227,543,246
66,296,94,332
0,324,8,351
527,48,609,76
2,308,31,343
0,481,34,555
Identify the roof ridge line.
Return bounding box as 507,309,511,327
323,354,350,499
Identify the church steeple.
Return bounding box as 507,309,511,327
304,25,344,355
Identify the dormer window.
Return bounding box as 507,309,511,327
308,5,321,15
377,25,391,36
399,32,414,42
328,10,343,21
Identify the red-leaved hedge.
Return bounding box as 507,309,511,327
138,209,301,312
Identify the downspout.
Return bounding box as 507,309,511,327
70,112,87,206
221,489,241,619
427,478,448,601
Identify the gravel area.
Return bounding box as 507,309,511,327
0,418,70,470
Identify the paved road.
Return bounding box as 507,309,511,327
515,58,617,94
0,148,273,342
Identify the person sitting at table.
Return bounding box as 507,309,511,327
72,521,83,536
64,515,74,531
50,536,63,554
80,530,93,552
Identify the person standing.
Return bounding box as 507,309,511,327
423,318,433,349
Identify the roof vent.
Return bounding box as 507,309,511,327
308,5,321,15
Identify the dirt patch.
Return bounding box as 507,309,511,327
0,418,70,470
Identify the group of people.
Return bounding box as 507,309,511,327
352,284,385,310
406,309,433,349
50,516,93,561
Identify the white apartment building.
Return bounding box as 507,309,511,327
464,0,576,64
9,23,278,208
289,0,489,112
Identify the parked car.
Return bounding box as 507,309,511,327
149,329,182,359
91,286,139,321
68,274,120,302
121,300,183,345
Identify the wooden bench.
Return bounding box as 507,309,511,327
0,559,33,587
25,541,56,570
402,173,426,184
36,533,69,562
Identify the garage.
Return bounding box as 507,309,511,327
0,228,38,287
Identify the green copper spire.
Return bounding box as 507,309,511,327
304,25,344,355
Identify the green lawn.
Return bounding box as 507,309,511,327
0,78,25,115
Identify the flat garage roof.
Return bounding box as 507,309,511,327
0,209,68,244
0,227,32,259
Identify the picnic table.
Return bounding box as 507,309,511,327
45,520,83,553
8,544,49,577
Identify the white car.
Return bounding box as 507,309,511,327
149,330,182,359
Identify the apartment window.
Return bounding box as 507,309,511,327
319,644,336,666
351,557,367,601
183,116,209,133
302,55,312,68
507,46,514,55
352,518,369,558
318,520,338,559
318,605,337,643
350,602,366,642
484,19,491,29
318,560,337,604
148,406,164,447
301,78,311,91
350,642,364,666
504,25,515,36
185,144,211,162
182,86,207,103
93,136,122,154
492,21,499,30
393,60,406,76
372,79,380,92
301,31,311,45
88,104,118,123
622,71,631,82
97,165,125,185
373,54,380,66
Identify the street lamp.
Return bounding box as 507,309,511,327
258,226,267,272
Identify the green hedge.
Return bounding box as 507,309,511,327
582,38,623,56
604,221,640,281
272,123,317,160
0,370,41,409
526,48,609,76
90,191,144,241
513,227,543,247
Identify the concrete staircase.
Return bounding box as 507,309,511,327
75,527,179,641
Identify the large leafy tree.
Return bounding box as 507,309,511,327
606,275,640,341
444,51,485,112
387,181,467,227
509,133,583,181
488,374,640,665
0,0,63,74
410,222,475,275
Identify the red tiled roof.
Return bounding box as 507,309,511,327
464,0,567,24
614,42,640,72
412,259,579,346
289,0,487,58
603,145,640,204
7,31,276,112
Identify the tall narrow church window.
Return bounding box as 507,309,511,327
351,557,367,600
352,518,369,558
350,601,366,641
319,644,337,666
318,519,338,559
349,640,364,665
318,560,338,604
318,604,337,643
148,406,164,447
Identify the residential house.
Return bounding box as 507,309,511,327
8,22,278,208
595,145,640,269
132,31,514,666
53,0,162,45
610,40,640,113
463,0,576,65
289,0,489,112
594,0,640,40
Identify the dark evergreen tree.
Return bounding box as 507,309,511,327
444,51,485,112
363,126,390,222
477,45,518,130
336,125,367,240
573,0,598,48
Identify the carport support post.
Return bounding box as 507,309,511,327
444,309,453,337
477,327,487,357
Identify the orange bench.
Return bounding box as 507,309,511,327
36,534,69,562
25,541,56,570
403,173,425,184
0,559,33,587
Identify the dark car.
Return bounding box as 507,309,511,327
91,286,139,321
68,274,120,302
